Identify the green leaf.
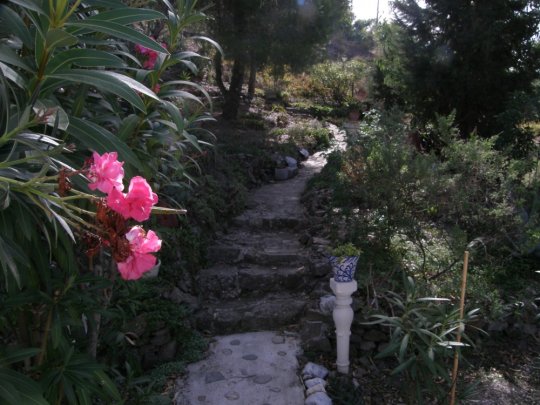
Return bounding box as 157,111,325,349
45,29,78,50
65,20,168,54
0,45,32,72
7,0,46,15
0,368,47,405
0,378,20,404
399,333,409,362
94,370,121,401
85,8,165,26
46,48,125,73
117,114,140,141
391,356,416,375
192,35,224,57
0,348,41,366
0,235,21,287
48,70,151,112
67,117,142,170
0,5,34,48
0,62,25,88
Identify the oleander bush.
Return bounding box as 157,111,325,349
0,0,216,402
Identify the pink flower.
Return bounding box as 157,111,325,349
117,226,162,280
134,42,167,70
88,151,124,194
107,176,158,222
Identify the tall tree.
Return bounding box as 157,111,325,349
376,0,540,145
209,0,350,119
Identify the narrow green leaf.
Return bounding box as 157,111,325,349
48,70,148,112
391,356,415,375
399,333,409,362
7,0,46,15
0,62,25,88
45,29,78,50
94,370,121,400
0,235,21,287
0,5,34,48
0,45,32,72
67,117,142,170
84,8,165,25
46,48,125,73
0,348,41,366
0,379,20,404
192,35,224,56
117,114,140,141
66,20,168,54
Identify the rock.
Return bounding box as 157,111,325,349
305,391,332,405
312,237,331,246
298,148,310,160
360,341,376,351
311,260,331,277
159,340,177,363
141,345,159,369
363,329,387,342
319,295,336,315
242,354,258,360
306,384,327,396
302,362,329,379
285,156,298,167
488,320,508,332
125,314,147,338
205,371,226,384
230,339,241,346
253,375,273,384
224,391,240,400
301,320,332,352
287,166,299,178
168,287,199,307
304,378,327,389
151,328,171,346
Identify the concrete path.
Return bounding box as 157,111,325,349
174,124,346,405
173,332,304,405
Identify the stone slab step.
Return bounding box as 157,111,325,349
195,293,309,334
208,230,309,266
199,264,310,299
231,214,303,231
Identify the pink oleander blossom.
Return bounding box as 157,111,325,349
117,226,162,280
88,151,124,194
107,176,158,222
134,42,167,70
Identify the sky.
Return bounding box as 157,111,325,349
352,0,393,22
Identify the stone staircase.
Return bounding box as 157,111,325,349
194,148,330,335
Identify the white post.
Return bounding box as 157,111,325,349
330,278,357,374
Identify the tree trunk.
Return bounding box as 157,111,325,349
247,61,257,101
222,58,245,120
214,52,228,97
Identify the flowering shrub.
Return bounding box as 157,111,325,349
86,152,162,280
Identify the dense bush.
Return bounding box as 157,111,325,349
309,59,367,104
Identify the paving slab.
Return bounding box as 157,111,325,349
174,331,304,405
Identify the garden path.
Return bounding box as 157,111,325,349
173,126,346,405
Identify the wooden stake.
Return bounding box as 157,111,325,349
450,250,469,405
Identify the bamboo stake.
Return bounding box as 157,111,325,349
450,250,470,405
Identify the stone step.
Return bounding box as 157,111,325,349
231,214,304,231
208,229,309,266
199,263,311,299
194,293,309,334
